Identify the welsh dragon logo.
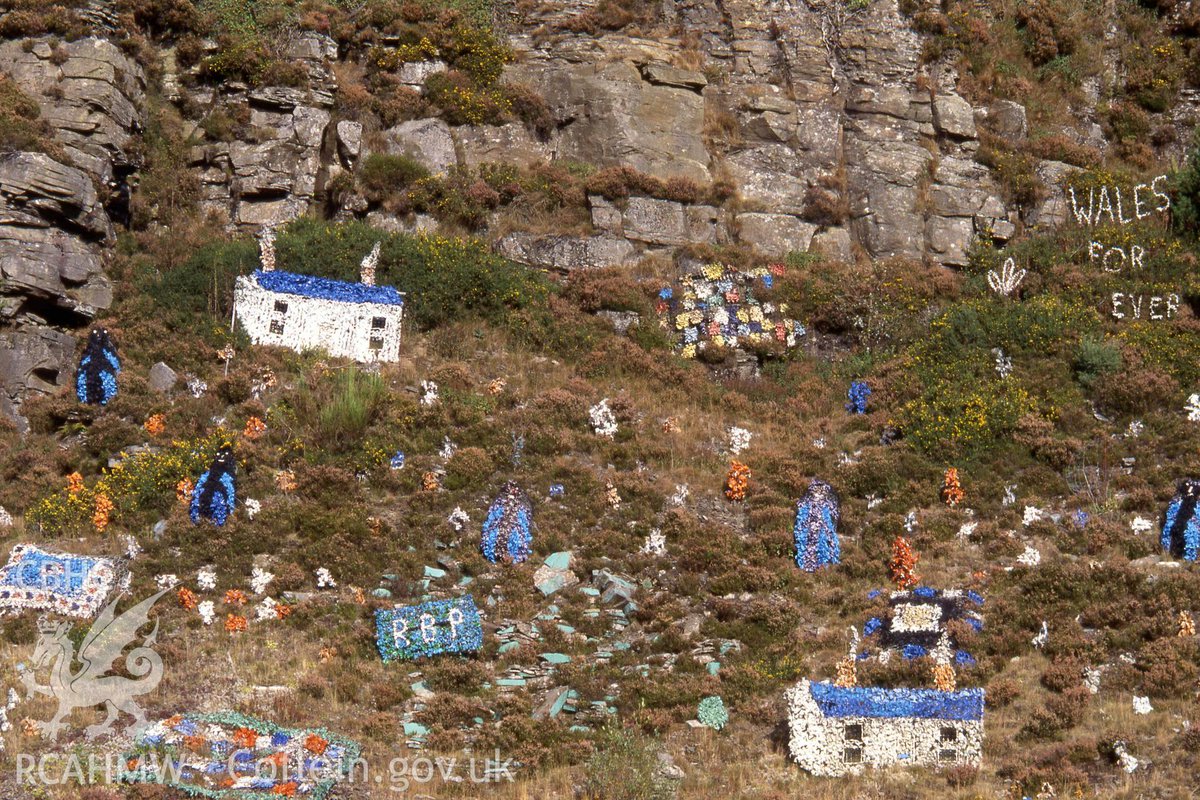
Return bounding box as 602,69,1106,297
21,589,168,741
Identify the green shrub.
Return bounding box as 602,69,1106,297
423,70,510,126
198,34,272,85
142,237,257,326
310,368,388,453
1073,335,1122,386
356,153,430,203
1172,130,1200,233
117,0,203,35
583,727,677,800
272,218,548,330
901,373,1038,457
0,74,57,154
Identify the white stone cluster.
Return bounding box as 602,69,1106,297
250,567,274,595
1017,545,1042,567
0,687,20,751
1032,620,1049,649
992,348,1013,379
196,566,217,591
642,528,667,556
447,506,471,531
420,380,439,406
255,597,279,622
589,398,618,438
315,567,337,589
1114,740,1140,773
1186,393,1200,422
727,426,752,455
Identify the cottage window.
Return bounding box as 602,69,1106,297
269,319,285,335
940,726,957,743
369,335,384,351
938,748,957,764
274,300,289,314
843,722,864,765
371,316,387,329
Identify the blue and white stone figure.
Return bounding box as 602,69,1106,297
191,445,237,527
794,479,841,571
1162,479,1200,562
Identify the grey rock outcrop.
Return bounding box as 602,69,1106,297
496,232,635,271
381,118,458,174
508,58,711,184
0,37,146,183
0,36,140,426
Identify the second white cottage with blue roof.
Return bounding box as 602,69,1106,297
786,679,985,776
232,237,405,363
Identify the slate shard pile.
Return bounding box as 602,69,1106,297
481,481,533,564
794,480,841,571
190,445,237,526
76,328,120,405
1162,479,1200,562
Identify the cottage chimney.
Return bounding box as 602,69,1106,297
834,626,859,688
360,241,381,286
259,227,276,272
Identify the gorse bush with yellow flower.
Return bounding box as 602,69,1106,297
28,432,229,535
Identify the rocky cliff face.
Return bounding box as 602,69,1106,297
0,36,143,427
0,0,1167,424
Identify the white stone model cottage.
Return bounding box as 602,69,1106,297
232,237,405,362
786,679,984,777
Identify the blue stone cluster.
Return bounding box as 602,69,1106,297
190,445,236,526
864,586,984,664
481,481,533,564
794,479,840,571
845,380,871,414
1162,479,1200,561
255,269,404,306
375,596,483,662
808,680,985,721
76,328,120,405
389,451,406,470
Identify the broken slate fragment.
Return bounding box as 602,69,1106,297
533,686,572,719
534,551,578,596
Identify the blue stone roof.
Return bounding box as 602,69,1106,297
253,270,404,306
808,681,984,721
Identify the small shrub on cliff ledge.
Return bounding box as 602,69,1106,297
0,74,60,156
